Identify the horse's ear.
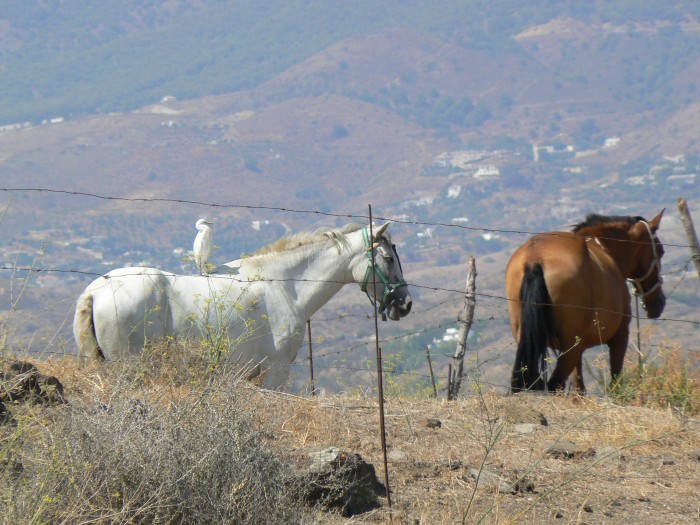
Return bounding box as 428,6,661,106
648,208,665,231
373,223,389,239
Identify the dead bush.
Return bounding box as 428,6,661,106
0,350,309,524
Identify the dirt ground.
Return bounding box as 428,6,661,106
250,389,700,525
5,357,698,525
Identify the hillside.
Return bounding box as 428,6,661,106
3,1,700,132
2,355,699,524
1,2,699,392
258,390,700,524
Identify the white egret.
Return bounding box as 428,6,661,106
193,219,213,274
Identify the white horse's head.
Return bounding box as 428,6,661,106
359,223,412,321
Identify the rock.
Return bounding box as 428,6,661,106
513,423,539,434
594,446,622,464
469,468,513,493
40,375,66,404
298,447,386,517
9,362,37,375
512,475,536,494
0,361,66,407
387,449,407,461
0,399,13,426
446,460,464,471
545,441,594,459
468,468,536,495
503,404,548,426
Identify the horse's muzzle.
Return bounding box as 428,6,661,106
387,294,412,321
644,292,666,319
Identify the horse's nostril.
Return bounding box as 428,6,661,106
405,297,413,313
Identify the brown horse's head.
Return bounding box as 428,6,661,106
628,210,666,318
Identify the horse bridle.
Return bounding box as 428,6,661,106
359,227,408,317
627,220,662,299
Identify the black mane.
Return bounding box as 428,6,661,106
572,213,645,233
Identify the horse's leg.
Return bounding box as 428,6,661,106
607,325,630,384
547,344,580,392
259,357,292,390
572,350,585,393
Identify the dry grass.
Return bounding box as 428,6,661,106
250,388,700,524
2,345,699,524
0,347,310,525
587,338,700,416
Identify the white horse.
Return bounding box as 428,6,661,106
73,223,412,388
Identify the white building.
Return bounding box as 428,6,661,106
447,185,461,198
474,165,500,179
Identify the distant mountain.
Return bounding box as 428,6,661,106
2,2,700,260
2,0,700,137
1,1,699,379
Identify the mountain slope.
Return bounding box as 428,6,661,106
0,2,698,386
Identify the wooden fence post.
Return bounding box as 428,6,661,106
448,256,476,401
677,197,700,279
424,345,438,399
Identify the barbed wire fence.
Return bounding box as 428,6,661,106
3,187,700,517
0,187,698,402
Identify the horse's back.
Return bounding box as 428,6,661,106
506,231,628,348
165,273,256,334
506,232,589,306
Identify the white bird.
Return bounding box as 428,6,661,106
193,219,213,274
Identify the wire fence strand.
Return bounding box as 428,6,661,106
1,188,699,397
1,187,694,248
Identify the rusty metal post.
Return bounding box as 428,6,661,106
307,319,315,396
368,205,391,509
635,293,641,359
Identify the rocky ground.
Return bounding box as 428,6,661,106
252,388,700,524
2,356,698,524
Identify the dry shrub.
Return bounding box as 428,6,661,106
3,338,699,525
590,340,700,415
0,343,309,525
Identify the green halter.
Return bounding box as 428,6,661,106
360,227,408,316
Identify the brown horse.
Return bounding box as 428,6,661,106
506,210,666,393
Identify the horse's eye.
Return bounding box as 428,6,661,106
378,248,393,263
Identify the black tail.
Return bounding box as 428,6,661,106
511,263,555,392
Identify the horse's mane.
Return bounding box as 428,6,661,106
251,223,365,256
572,213,645,235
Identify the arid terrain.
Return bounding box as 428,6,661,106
1,5,699,523
3,355,698,525
254,389,700,524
